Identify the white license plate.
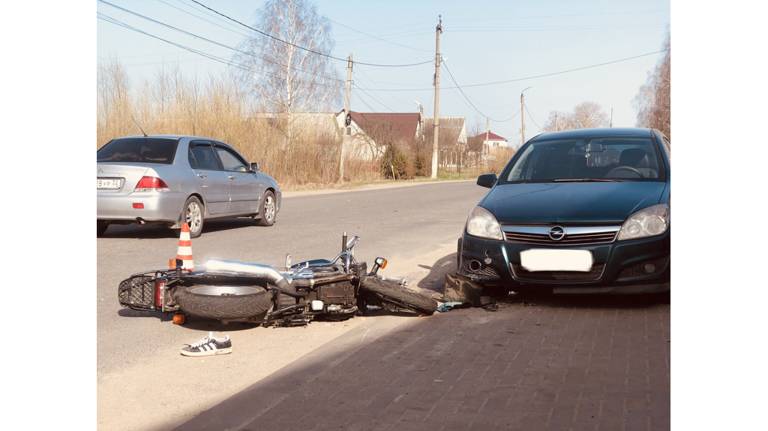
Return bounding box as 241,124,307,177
520,249,593,272
97,178,123,190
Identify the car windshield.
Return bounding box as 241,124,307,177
97,138,179,164
502,137,664,183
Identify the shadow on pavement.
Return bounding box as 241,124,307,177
100,218,262,239
416,253,457,295
164,291,670,431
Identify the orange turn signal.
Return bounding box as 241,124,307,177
172,313,186,325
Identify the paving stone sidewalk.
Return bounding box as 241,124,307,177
176,295,669,431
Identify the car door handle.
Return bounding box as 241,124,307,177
228,175,235,180
196,173,207,179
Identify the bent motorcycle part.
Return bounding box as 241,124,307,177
173,285,273,320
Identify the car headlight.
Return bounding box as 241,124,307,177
617,204,670,241
466,206,504,240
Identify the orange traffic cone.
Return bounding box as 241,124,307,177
169,222,195,271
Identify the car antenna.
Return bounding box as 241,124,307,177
130,114,148,137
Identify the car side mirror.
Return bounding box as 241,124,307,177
476,173,497,188
250,162,260,172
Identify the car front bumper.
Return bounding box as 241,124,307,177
458,230,670,294
97,190,187,223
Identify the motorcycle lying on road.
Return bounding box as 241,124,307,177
118,234,437,326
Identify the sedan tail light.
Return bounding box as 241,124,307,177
135,176,169,192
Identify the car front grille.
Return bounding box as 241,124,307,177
510,263,606,283
503,225,619,246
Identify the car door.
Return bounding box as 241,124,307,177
188,140,230,215
213,143,263,215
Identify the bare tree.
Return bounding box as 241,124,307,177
542,102,608,131
235,0,342,146
635,35,670,138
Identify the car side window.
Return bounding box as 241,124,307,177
214,145,248,172
189,141,221,171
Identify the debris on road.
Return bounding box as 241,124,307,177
436,301,465,312
442,273,484,306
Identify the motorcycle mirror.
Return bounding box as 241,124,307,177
346,235,359,250
375,257,388,269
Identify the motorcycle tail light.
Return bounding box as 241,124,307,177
154,279,166,309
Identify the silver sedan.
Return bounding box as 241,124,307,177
97,135,281,237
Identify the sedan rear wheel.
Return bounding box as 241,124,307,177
182,196,204,238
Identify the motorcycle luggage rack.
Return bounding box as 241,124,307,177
118,273,157,311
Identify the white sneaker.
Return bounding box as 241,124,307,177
180,332,232,357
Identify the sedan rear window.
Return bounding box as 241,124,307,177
97,138,179,164
504,137,664,183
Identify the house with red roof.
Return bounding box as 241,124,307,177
334,110,423,160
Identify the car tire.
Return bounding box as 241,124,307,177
181,196,204,238
256,190,277,226
97,221,109,237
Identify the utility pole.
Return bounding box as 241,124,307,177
520,86,532,145
340,54,353,182
610,107,614,128
520,93,525,146
484,117,490,161
430,16,443,179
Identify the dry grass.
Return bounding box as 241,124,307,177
97,61,511,190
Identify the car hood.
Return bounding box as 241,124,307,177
481,182,667,225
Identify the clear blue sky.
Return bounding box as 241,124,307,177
97,0,670,141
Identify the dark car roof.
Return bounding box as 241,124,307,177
530,128,654,142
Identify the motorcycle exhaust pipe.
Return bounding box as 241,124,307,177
203,259,290,290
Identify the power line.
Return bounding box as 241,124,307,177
99,0,343,83
154,0,250,38
353,83,395,112
187,0,433,68
328,18,431,53
98,13,249,71
441,60,513,123
524,103,541,129
361,49,669,92
97,13,341,88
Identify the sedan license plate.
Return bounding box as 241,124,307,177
520,249,593,272
97,177,123,190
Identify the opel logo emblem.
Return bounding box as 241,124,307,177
548,226,566,241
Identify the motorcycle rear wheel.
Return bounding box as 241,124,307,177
359,278,437,315
173,285,273,321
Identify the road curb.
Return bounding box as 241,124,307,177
283,179,474,198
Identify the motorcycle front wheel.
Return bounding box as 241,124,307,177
359,278,437,315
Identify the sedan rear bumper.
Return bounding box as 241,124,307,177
97,191,187,223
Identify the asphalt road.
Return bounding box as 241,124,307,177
97,181,486,375
98,180,670,430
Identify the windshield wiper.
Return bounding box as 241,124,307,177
551,178,623,182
